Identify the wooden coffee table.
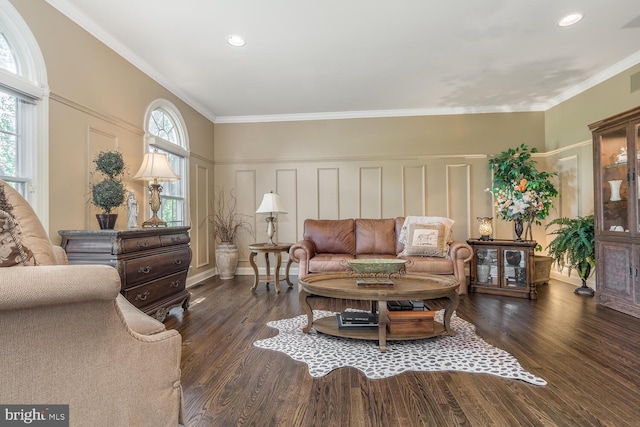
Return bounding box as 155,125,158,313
298,272,460,352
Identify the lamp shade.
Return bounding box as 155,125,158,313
133,151,179,181
256,192,287,214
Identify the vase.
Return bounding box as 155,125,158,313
216,242,239,280
477,264,490,283
609,180,622,202
513,218,524,241
96,213,118,230
505,250,522,266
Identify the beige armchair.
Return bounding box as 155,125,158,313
0,180,184,426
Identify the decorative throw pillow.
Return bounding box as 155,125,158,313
0,209,34,267
399,223,449,257
398,216,454,245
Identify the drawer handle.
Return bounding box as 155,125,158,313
173,259,182,265
170,280,180,288
138,266,152,274
135,291,150,301
136,240,150,247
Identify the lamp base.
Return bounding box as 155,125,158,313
142,214,168,228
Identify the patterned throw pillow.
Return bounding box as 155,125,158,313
399,223,449,257
398,216,454,245
0,209,34,267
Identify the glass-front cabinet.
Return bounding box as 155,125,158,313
467,239,537,299
590,106,640,319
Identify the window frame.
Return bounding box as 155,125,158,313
144,99,190,226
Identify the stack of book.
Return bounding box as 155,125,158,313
387,310,436,334
336,312,378,329
387,300,425,311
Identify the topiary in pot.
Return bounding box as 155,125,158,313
89,150,127,229
545,214,595,296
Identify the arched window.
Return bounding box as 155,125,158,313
144,99,189,226
0,0,49,227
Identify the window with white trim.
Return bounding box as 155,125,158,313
144,100,189,226
0,0,48,226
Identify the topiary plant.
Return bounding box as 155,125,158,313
89,150,126,214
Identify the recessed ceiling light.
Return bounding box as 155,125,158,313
227,35,246,47
558,13,583,27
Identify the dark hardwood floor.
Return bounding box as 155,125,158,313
165,276,640,427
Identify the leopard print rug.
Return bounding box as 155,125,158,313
253,309,546,386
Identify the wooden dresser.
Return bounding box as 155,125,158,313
59,226,191,322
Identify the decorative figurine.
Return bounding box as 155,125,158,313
127,190,138,228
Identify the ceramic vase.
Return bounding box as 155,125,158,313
513,218,524,241
477,264,490,283
609,180,622,201
216,242,239,279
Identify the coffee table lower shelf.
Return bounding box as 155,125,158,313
313,316,447,342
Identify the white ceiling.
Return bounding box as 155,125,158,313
45,0,640,123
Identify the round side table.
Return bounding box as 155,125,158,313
248,243,294,293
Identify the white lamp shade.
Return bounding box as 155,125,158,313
256,192,287,214
133,152,179,181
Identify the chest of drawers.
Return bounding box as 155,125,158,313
59,226,191,321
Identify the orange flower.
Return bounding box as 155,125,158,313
515,178,527,192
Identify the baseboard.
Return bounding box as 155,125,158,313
187,268,215,287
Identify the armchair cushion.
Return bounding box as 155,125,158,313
0,210,34,266
0,180,57,265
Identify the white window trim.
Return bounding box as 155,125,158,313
0,0,49,230
144,99,190,226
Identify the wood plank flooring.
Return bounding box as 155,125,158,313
165,276,640,427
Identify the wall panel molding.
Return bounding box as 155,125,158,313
402,165,426,215
317,168,339,219
195,164,210,268
359,167,382,218
446,164,471,241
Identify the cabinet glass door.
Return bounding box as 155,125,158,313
636,123,640,233
503,249,526,288
598,126,630,234
476,248,498,286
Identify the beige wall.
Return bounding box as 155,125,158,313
11,0,216,280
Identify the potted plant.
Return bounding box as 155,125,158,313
209,187,253,279
545,214,595,296
488,144,558,241
89,150,127,229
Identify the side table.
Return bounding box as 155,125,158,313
248,243,294,293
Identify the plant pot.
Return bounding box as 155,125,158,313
96,213,118,230
534,255,553,285
216,242,239,280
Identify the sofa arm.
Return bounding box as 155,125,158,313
449,241,473,294
289,239,316,277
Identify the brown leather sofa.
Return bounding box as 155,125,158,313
289,218,472,294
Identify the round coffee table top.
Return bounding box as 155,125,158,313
298,272,459,301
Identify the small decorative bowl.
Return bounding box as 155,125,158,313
346,258,407,275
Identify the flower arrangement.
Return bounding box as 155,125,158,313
487,144,558,239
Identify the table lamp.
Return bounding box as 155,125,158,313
256,191,287,245
133,150,179,227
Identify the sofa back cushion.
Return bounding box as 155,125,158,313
355,218,397,255
304,219,355,254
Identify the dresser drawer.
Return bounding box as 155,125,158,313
121,236,162,253
123,272,187,309
122,247,191,288
160,232,190,247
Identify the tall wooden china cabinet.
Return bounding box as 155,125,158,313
590,106,640,318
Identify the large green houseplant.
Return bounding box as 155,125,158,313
545,214,595,296
89,150,127,229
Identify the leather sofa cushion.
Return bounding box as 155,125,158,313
308,253,354,273
355,218,397,255
402,256,454,275
304,219,355,254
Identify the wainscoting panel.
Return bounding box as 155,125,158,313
402,165,426,216
275,169,297,245
235,169,257,261
446,164,471,242
359,167,382,218
195,164,209,268
318,168,339,219
559,155,579,219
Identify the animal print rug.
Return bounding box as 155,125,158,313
253,309,546,386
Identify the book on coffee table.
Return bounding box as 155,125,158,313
336,312,378,329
